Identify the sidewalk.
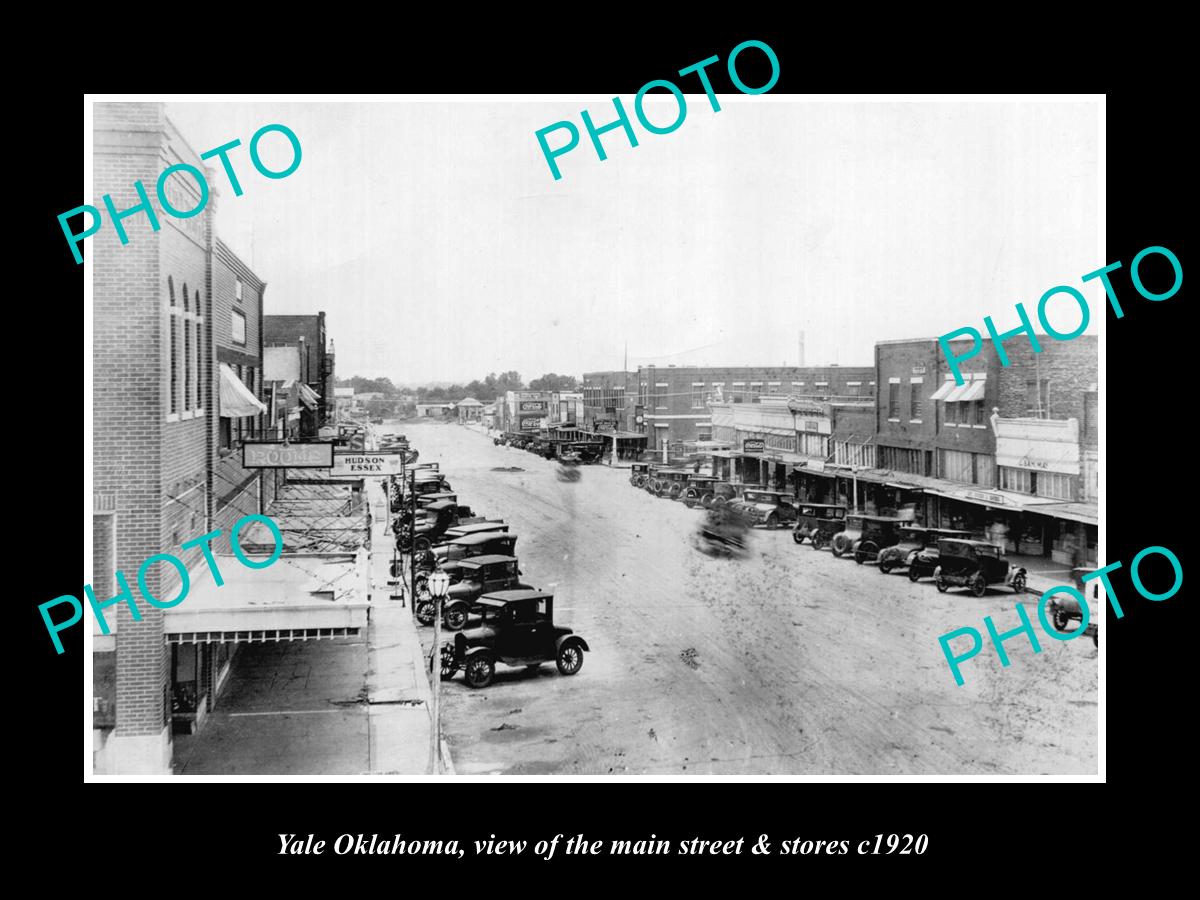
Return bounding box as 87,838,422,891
365,477,455,774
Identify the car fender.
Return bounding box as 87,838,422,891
556,634,589,654
464,646,494,663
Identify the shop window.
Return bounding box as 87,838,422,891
887,383,900,419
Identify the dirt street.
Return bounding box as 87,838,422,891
399,422,1097,775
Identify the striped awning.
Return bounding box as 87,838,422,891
297,383,321,410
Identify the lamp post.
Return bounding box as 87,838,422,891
426,569,451,774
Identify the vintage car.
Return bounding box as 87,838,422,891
681,474,721,508
729,489,798,529
439,521,510,544
876,526,972,575
395,500,462,553
933,539,1028,596
651,468,693,500
706,482,765,508
692,504,751,558
437,590,589,688
432,532,519,564
416,555,532,629
629,462,656,488
567,442,605,463
1046,571,1099,646
791,503,847,549
830,514,910,561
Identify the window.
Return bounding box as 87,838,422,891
974,400,986,426
910,379,923,420
232,309,246,345
999,467,1033,494
1026,378,1050,417
219,416,232,449
235,278,244,302
798,432,827,457
1038,471,1073,500
750,382,763,403
184,317,192,411
887,383,900,419
168,304,178,416
847,382,862,396
194,299,203,411
940,449,975,484
692,383,705,409
880,445,923,475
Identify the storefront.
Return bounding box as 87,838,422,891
994,416,1082,502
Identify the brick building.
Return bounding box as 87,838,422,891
92,102,269,774
581,371,637,431
264,313,333,435
637,364,875,453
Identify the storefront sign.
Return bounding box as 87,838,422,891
995,419,1080,474
243,441,334,468
519,416,543,430
331,451,404,476
804,420,820,432
964,489,1007,506
912,365,926,375
519,400,548,412
743,438,766,453
595,419,617,432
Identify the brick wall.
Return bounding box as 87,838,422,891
996,335,1098,423
93,102,173,742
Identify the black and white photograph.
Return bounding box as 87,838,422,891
81,90,1106,779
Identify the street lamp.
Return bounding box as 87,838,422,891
426,569,452,775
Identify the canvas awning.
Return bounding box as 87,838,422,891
297,383,320,410
219,363,267,418
957,380,987,402
929,380,956,401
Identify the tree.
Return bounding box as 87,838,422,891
528,373,578,392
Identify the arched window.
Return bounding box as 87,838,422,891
168,277,179,415
183,283,192,411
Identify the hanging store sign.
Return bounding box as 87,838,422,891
742,438,766,453
519,400,548,412
243,441,334,468
331,451,404,476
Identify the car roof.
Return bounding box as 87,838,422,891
479,589,554,605
744,489,786,495
446,522,509,535
850,514,909,522
799,503,844,508
425,500,456,510
457,554,518,567
940,538,998,548
450,532,517,546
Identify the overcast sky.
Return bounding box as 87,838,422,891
168,99,1100,385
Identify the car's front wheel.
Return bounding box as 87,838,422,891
811,532,827,551
1011,572,1027,593
443,603,469,631
855,541,877,565
557,641,585,676
415,601,436,626
1051,603,1072,632
935,572,949,593
792,530,805,545
879,558,894,575
908,566,922,583
439,644,458,680
464,654,495,688
969,574,987,597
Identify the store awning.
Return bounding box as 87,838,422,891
1025,501,1099,526
219,363,267,418
929,380,956,401
943,381,974,402
957,380,987,402
297,383,320,410
925,486,1060,511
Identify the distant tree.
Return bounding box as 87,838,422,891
528,373,578,392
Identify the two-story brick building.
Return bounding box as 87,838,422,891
92,103,269,774
637,364,876,454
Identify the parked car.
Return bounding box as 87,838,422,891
707,481,766,508
651,468,692,499
437,589,589,688
933,539,1028,596
830,514,909,561
439,521,510,542
1046,571,1099,646
791,503,847,549
567,441,605,463
682,474,721,508
729,489,798,529
877,526,972,575
416,556,531,629
629,462,654,488
433,532,519,564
